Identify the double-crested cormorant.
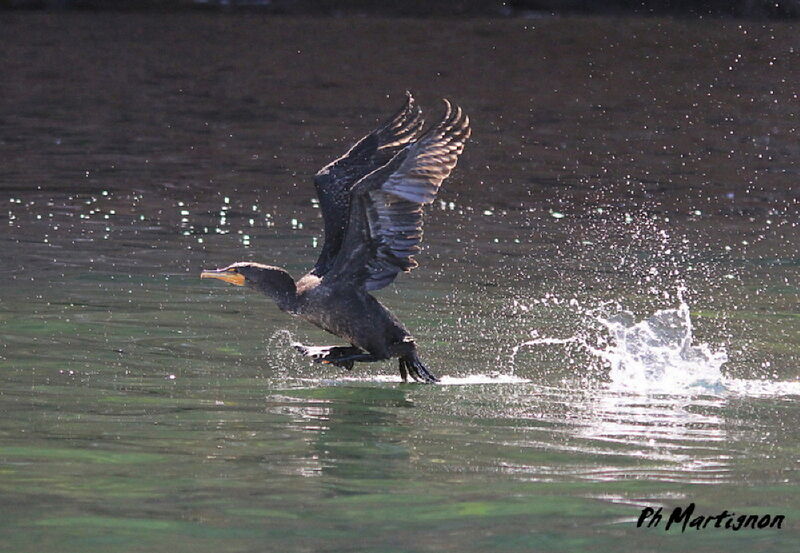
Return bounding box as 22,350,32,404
201,93,470,383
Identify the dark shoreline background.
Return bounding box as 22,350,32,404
2,0,800,19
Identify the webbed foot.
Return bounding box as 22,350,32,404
399,355,439,384
292,343,363,370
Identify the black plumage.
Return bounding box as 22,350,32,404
201,93,471,382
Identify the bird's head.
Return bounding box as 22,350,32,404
201,262,297,309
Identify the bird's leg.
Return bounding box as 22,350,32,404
398,359,409,383
320,352,388,370
325,353,385,363
398,354,439,383
391,338,439,383
292,344,365,370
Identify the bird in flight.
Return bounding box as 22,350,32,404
201,93,470,382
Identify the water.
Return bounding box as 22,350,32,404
514,295,725,388
2,12,800,553
599,297,729,391
516,291,800,397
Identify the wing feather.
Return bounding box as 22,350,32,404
327,100,470,291
311,93,423,275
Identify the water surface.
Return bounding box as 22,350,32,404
1,13,799,552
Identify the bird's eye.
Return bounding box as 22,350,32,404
227,268,236,273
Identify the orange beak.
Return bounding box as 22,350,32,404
200,269,246,287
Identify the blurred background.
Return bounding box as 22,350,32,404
2,0,800,18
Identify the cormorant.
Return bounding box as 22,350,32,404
201,93,470,383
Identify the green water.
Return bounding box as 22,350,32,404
2,13,799,553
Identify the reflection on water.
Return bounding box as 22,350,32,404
571,393,730,482
2,12,800,553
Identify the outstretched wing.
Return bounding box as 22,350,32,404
327,100,470,291
312,92,424,275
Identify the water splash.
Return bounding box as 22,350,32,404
269,329,300,377
513,293,800,397
269,329,297,350
594,297,727,393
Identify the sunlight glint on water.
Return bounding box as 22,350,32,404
515,292,800,397
597,293,728,393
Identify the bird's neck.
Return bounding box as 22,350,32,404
257,277,299,313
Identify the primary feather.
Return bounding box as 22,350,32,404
325,99,471,291
312,92,424,275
